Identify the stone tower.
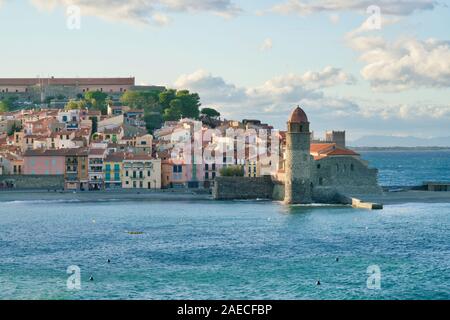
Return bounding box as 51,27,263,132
284,106,312,204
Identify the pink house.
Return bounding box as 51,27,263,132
23,149,67,175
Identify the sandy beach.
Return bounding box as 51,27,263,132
0,189,212,202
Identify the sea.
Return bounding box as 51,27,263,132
0,150,449,300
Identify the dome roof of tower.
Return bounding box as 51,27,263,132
288,106,308,123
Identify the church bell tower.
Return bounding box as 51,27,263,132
284,106,312,204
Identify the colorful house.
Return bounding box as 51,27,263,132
122,154,161,189
23,149,66,175
64,148,89,190
104,152,126,189
88,148,107,190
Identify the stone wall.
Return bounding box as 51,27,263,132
0,175,65,190
213,176,274,200
311,156,382,196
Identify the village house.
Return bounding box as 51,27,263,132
23,149,66,175
64,148,89,191
88,148,107,190
104,152,126,189
122,154,161,189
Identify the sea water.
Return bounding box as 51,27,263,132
0,151,449,300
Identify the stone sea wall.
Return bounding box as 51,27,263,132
213,176,274,200
0,175,65,190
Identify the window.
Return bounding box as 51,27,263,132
212,172,216,179
139,171,143,179
319,177,324,186
105,164,111,171
147,171,151,177
205,172,209,180
139,181,143,188
133,181,137,188
126,171,129,177
205,164,209,170
351,164,355,171
317,164,321,169
126,181,129,185
133,171,137,178
114,164,120,171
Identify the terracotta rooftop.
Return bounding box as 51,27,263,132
23,149,71,157
309,143,359,160
310,143,336,154
124,154,156,161
89,148,107,156
326,148,359,156
105,152,128,162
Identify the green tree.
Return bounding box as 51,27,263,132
7,122,21,136
120,90,160,112
0,101,9,113
176,90,201,119
90,117,98,134
201,107,220,118
65,100,86,110
219,165,245,177
45,96,55,104
163,99,183,121
158,89,177,110
85,91,108,114
144,112,163,133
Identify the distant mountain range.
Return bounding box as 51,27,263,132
349,135,450,148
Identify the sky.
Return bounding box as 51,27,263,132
0,0,449,140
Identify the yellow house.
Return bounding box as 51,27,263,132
122,154,161,189
245,159,259,177
104,152,126,189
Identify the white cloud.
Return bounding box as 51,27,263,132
260,38,273,52
173,69,450,136
349,36,450,91
271,0,437,16
29,0,240,25
173,68,358,121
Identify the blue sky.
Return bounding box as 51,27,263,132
0,0,449,140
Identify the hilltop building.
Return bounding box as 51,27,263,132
0,77,165,102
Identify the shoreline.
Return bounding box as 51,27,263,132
0,189,213,202
0,189,450,205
